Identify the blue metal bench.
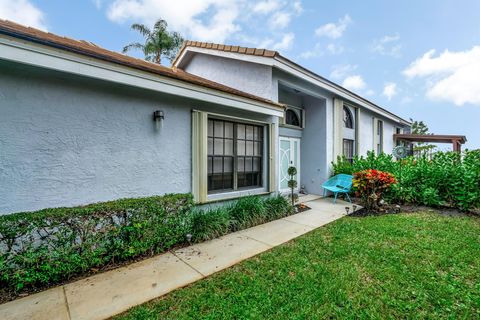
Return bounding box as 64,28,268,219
322,174,353,203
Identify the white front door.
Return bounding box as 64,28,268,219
279,137,300,192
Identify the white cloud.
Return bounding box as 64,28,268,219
315,14,352,39
366,89,375,96
107,0,241,43
342,75,366,92
326,43,344,55
272,32,294,51
403,46,480,106
330,64,357,80
0,0,47,30
383,82,397,100
252,0,280,14
299,43,322,59
371,34,401,58
106,0,302,46
300,42,344,60
293,1,303,14
269,11,291,29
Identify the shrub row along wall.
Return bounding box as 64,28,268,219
333,150,480,211
0,194,293,292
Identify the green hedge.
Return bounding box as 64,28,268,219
332,150,480,211
0,193,293,291
0,194,194,291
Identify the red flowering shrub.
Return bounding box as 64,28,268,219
353,169,397,211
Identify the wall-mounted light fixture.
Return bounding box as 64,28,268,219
153,110,164,129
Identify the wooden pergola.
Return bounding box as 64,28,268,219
393,134,467,152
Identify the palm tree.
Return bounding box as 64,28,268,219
123,19,183,65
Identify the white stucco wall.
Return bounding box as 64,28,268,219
278,88,302,107
0,63,194,214
301,95,328,195
184,53,273,101
358,109,375,155
357,108,400,156
383,121,397,153
0,61,283,214
273,70,335,192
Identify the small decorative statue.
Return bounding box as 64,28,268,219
300,185,306,194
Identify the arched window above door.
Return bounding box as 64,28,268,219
285,109,300,127
343,106,354,129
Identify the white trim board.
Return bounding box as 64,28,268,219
0,35,284,118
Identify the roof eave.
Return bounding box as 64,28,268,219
173,42,410,126
0,35,284,117
0,20,283,112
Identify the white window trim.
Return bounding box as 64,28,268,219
343,103,359,157
192,110,275,203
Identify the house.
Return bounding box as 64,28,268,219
173,42,411,195
0,20,409,215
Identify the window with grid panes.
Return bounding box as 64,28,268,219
207,119,263,193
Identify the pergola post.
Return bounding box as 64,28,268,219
452,140,461,152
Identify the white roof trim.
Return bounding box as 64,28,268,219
175,47,410,125
174,46,273,68
0,36,284,118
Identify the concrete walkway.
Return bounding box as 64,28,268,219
0,197,356,320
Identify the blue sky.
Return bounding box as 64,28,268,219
1,0,479,149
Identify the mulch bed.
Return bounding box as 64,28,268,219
295,203,311,213
346,197,479,218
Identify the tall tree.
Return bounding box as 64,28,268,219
123,19,183,65
409,119,436,155
411,120,429,135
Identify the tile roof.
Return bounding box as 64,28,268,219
0,20,283,109
172,40,278,66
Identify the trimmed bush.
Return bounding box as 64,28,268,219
0,194,194,291
0,193,294,292
333,150,480,211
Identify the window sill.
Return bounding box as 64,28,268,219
205,188,270,203
279,124,304,130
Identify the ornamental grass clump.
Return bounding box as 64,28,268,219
353,169,397,211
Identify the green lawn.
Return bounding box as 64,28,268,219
116,213,480,319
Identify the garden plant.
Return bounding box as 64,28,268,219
333,150,480,211
0,194,292,295
352,169,396,211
